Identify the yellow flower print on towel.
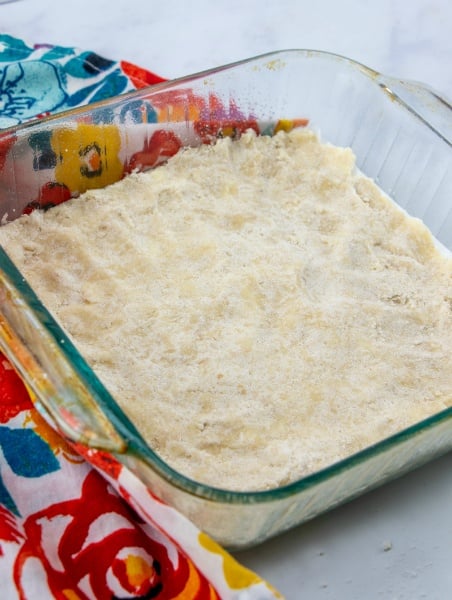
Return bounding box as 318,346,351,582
199,532,283,598
52,124,123,195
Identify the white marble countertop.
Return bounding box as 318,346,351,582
3,0,452,101
2,1,452,598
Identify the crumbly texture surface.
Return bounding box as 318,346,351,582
1,129,451,491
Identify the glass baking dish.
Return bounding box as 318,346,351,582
0,49,451,550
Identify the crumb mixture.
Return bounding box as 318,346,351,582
1,129,451,491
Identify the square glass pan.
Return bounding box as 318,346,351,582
0,50,451,550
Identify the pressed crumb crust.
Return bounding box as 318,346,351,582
1,129,451,491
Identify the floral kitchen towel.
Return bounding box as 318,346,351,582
0,33,164,128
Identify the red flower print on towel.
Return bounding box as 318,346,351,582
0,357,32,424
12,470,219,599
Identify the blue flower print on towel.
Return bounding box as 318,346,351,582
0,426,60,516
0,60,67,128
0,35,137,128
0,34,33,63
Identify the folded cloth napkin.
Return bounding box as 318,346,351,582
0,34,282,599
